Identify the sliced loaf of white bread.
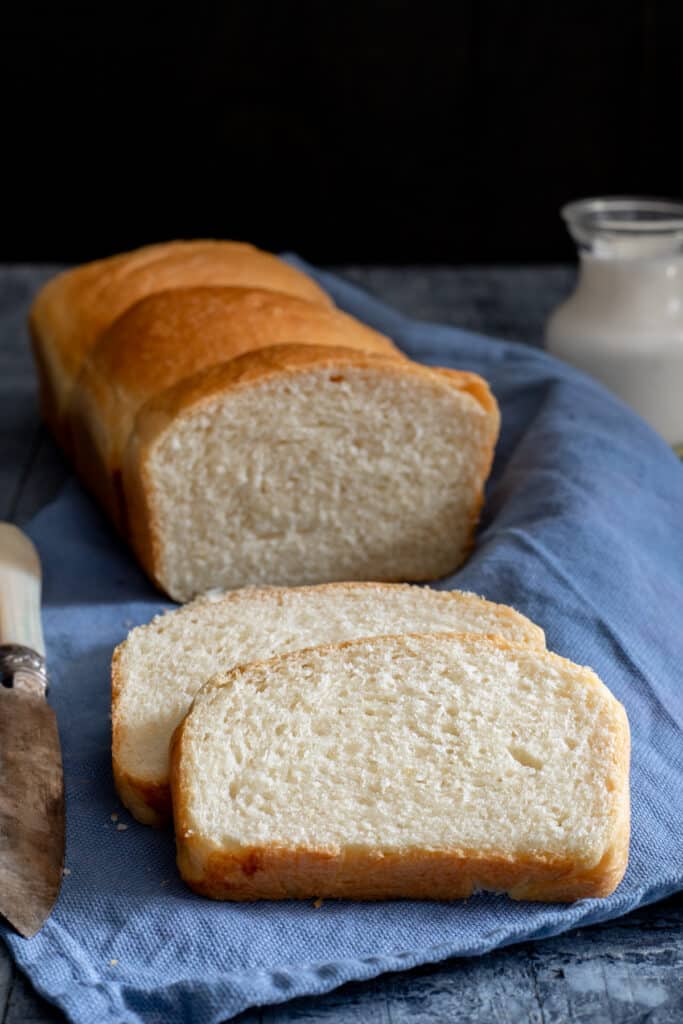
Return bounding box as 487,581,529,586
113,583,545,825
31,242,501,599
123,344,500,600
171,633,630,902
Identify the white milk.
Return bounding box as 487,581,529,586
545,198,683,447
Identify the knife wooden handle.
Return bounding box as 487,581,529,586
0,523,45,657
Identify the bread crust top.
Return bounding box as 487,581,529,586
29,240,333,424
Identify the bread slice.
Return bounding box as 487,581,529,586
171,633,630,902
29,240,332,446
112,582,544,825
69,286,399,529
123,344,500,601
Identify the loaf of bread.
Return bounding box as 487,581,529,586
30,241,500,598
112,582,546,825
171,632,630,902
70,286,398,529
29,240,333,446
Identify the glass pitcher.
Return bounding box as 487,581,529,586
545,196,683,450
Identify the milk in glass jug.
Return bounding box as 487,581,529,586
546,197,683,449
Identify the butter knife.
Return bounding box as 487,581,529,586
0,523,64,937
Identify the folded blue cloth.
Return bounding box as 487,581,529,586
3,262,683,1024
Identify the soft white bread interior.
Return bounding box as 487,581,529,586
112,582,545,825
123,345,500,601
29,240,333,445
171,632,630,902
69,286,399,530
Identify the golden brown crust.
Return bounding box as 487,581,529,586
29,239,333,441
69,286,399,531
175,843,616,903
170,632,630,903
111,644,172,826
122,344,500,595
111,585,545,826
434,369,500,565
438,367,500,417
113,766,172,828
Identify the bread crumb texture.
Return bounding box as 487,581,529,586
112,582,544,825
143,360,496,600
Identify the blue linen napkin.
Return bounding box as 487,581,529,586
3,261,683,1024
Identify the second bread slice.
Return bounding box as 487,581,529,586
112,583,545,825
171,633,630,903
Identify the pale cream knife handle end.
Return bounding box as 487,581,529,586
0,524,45,657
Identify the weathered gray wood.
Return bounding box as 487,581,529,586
10,430,70,527
0,266,67,524
0,950,10,1021
334,265,575,348
0,397,41,523
4,969,62,1023
0,263,680,1023
250,894,683,1024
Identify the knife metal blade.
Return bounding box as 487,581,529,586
0,524,65,938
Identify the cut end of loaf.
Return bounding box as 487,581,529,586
124,346,500,601
171,632,630,903
111,582,544,825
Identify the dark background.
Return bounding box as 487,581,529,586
3,1,682,265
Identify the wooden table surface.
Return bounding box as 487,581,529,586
1,264,681,1024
